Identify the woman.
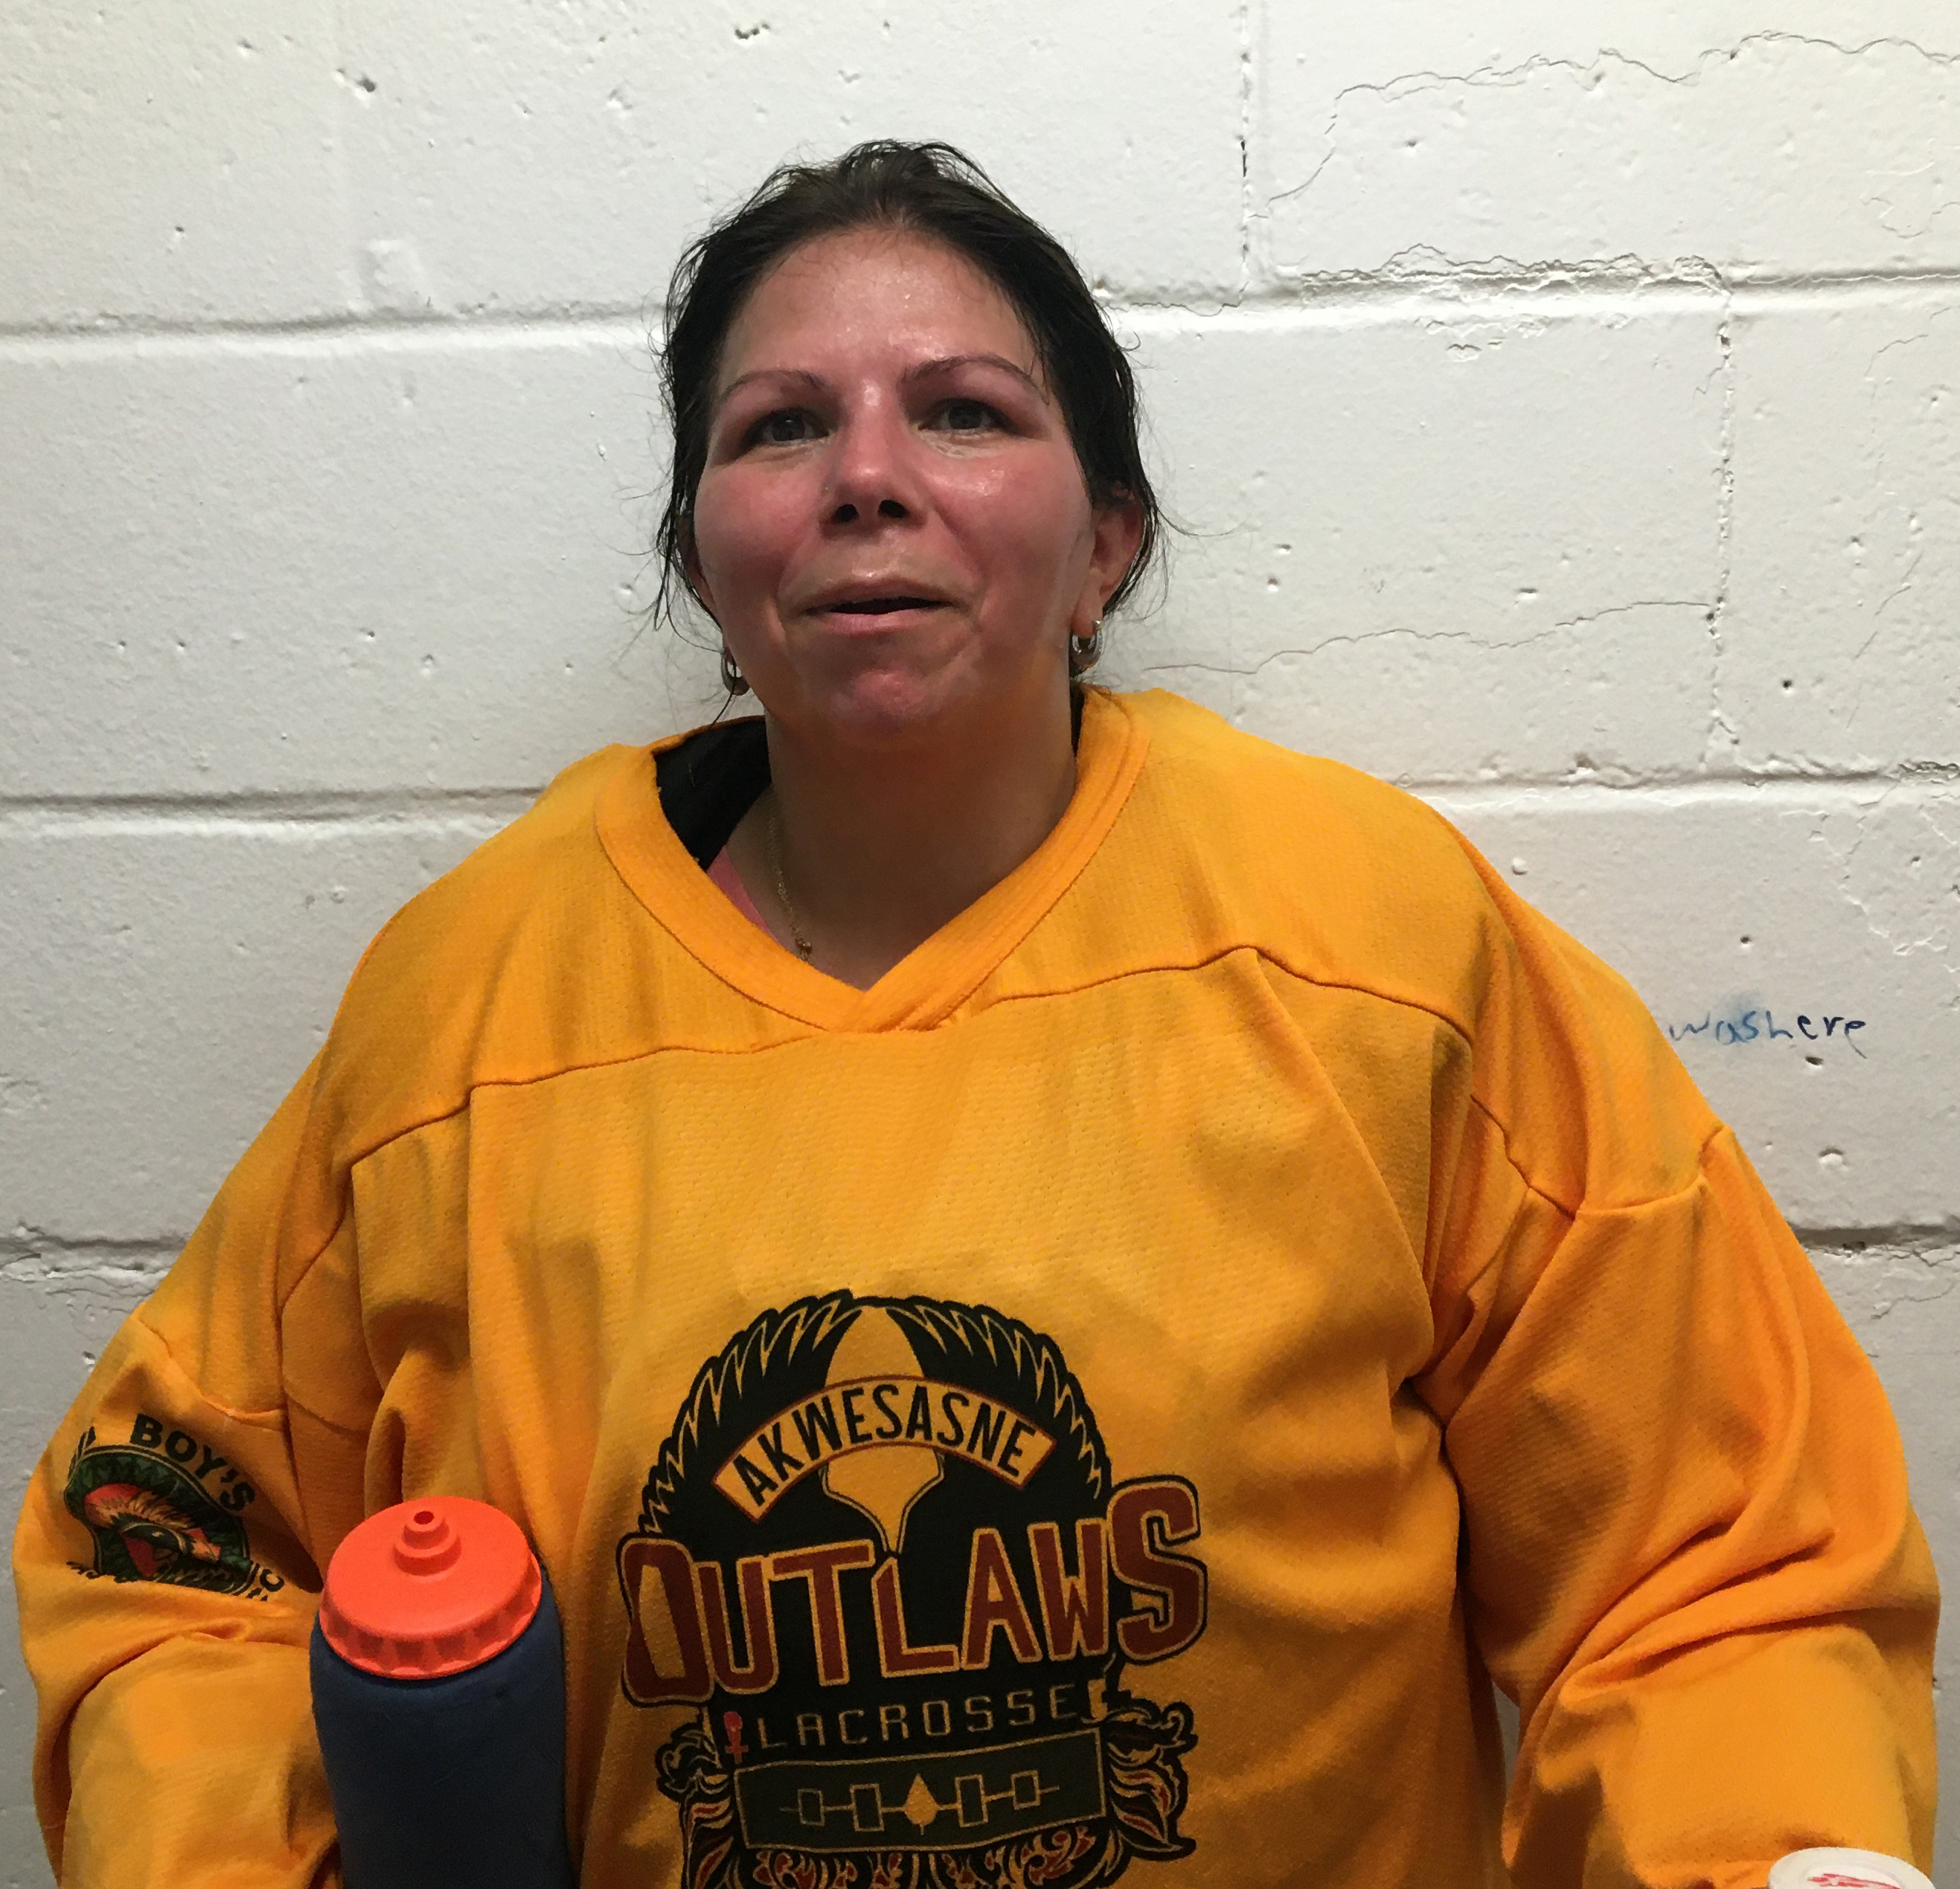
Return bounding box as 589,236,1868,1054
16,142,1936,1889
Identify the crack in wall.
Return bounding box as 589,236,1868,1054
1705,300,1738,767
1806,1233,1960,1323
1138,597,1711,683
1135,598,1723,780
1272,30,1960,217
1235,0,1254,300
1808,778,1960,992
326,0,360,319
1850,310,1953,684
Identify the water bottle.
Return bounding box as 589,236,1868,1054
310,1495,576,1889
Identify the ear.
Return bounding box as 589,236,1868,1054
679,519,720,625
1072,493,1145,634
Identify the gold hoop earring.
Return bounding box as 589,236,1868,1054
720,644,751,696
1069,616,1104,675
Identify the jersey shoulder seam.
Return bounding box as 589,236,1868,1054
273,1034,814,1312
128,1306,293,1428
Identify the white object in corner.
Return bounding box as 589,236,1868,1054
1769,1850,1935,1889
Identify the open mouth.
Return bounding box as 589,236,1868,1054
822,594,944,615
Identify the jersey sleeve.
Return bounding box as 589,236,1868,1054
1415,847,1939,1889
12,1056,374,1888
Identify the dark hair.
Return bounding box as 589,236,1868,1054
652,140,1163,655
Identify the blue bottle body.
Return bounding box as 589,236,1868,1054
310,1570,576,1889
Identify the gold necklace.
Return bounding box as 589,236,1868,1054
766,801,815,961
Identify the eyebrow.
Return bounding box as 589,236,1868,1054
715,352,1049,411
905,353,1048,399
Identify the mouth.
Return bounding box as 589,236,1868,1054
810,586,952,620
822,597,946,620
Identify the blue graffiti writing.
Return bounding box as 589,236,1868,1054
1665,1008,1867,1056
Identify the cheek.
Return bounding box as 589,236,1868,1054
692,467,800,594
944,459,1094,590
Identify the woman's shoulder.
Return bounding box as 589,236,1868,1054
354,743,641,974
1115,687,1501,980
304,742,659,1143
1124,686,1462,833
1111,688,1713,1203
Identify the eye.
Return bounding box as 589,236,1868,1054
930,398,1002,434
746,408,820,447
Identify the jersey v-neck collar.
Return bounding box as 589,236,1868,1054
593,690,1150,1033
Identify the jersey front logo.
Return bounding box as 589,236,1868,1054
617,1292,1205,1888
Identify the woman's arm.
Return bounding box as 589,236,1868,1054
1419,853,1938,1889
13,1058,370,1887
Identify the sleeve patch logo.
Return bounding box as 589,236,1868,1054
63,1415,285,1600
617,1292,1205,1889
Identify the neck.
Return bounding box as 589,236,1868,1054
731,685,1080,990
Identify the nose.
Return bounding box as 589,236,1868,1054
822,400,923,529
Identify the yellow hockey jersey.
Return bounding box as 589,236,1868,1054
13,688,1938,1889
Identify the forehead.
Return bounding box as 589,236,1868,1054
717,227,1040,388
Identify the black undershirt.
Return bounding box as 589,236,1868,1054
655,718,771,870
653,690,1089,873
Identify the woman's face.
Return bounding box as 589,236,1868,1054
689,227,1139,748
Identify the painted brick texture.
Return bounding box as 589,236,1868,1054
3,4,1955,1882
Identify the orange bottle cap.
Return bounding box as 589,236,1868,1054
318,1496,542,1679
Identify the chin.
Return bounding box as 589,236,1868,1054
792,641,1017,747
760,626,1069,751
813,668,969,747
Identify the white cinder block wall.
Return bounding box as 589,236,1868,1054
3,2,1956,1881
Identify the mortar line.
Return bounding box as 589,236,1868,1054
0,787,544,828
4,269,1959,356
1412,769,1960,808
1,1236,182,1278
2,768,1955,835
1795,1226,1960,1253
1419,764,1960,799
4,1231,1951,1269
